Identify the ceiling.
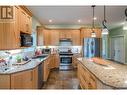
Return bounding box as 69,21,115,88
27,6,127,29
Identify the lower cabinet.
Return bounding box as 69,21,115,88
72,56,79,68
43,56,50,82
11,67,38,89
50,54,60,69
77,63,97,89
0,75,10,89
11,70,33,89
43,54,60,82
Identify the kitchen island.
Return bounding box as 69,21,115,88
76,57,127,89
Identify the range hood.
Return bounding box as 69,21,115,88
59,38,72,46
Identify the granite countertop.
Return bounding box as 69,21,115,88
77,57,127,89
0,55,49,74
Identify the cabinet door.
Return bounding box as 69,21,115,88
0,23,4,49
0,6,20,49
11,70,33,89
26,15,32,34
80,28,102,45
0,75,10,89
50,30,59,45
72,30,81,45
37,28,44,46
14,6,20,48
43,59,50,81
32,67,38,89
43,29,51,45
65,30,72,39
59,30,66,39
20,9,26,33
54,54,60,68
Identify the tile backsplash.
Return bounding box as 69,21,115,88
0,47,36,64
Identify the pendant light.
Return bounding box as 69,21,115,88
102,6,109,35
123,8,127,30
91,5,96,37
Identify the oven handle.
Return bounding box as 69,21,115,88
60,56,72,58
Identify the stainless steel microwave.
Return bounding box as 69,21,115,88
20,33,33,47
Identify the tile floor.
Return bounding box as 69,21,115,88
42,68,80,89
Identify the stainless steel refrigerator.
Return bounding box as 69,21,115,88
83,38,100,58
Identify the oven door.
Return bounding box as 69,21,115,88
60,56,72,64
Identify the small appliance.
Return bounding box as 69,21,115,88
20,33,33,47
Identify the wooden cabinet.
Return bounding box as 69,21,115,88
72,30,81,45
11,67,38,89
80,28,102,45
37,28,51,46
37,27,44,46
0,6,20,49
37,28,81,46
59,30,66,39
59,30,72,39
20,9,26,33
43,29,51,45
50,54,60,69
20,8,32,34
50,30,59,46
43,56,51,81
43,54,60,81
72,56,79,68
0,75,10,89
0,6,32,49
11,70,33,89
77,63,97,89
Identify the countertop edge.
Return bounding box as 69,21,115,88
0,55,50,75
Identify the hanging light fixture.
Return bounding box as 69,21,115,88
123,8,127,30
102,6,109,35
91,5,96,37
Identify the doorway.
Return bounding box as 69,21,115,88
110,36,125,63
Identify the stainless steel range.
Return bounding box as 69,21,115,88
59,52,73,66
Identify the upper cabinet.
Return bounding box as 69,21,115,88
37,27,44,46
72,30,81,45
59,30,72,39
80,28,102,45
50,30,59,46
20,7,32,34
37,28,81,46
37,27,51,46
0,6,32,50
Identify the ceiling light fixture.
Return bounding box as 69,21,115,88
123,8,127,30
49,19,52,23
94,17,97,20
78,19,81,23
102,6,109,35
91,5,96,38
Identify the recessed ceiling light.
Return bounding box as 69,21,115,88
49,19,52,23
93,17,97,20
78,19,81,23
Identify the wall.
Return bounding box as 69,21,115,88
32,16,42,47
109,26,127,63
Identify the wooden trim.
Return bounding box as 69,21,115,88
19,6,32,17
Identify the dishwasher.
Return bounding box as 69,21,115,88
38,63,43,89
